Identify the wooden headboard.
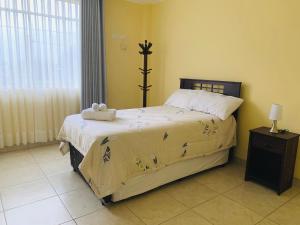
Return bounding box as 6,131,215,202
180,78,241,98
180,78,242,118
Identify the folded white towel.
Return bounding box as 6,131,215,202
92,103,99,111
91,103,107,111
81,108,116,121
98,103,107,111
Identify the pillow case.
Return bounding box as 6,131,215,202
164,89,198,109
189,90,243,120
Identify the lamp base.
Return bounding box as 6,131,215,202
270,120,279,134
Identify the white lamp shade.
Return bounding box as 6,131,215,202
269,104,282,120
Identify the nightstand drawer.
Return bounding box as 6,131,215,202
251,134,285,154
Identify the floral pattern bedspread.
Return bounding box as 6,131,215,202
57,106,236,198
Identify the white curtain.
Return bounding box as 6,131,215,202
0,0,81,148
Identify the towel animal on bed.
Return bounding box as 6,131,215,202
81,103,116,121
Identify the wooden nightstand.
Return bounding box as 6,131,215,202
245,127,299,194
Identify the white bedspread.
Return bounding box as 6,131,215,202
58,106,236,198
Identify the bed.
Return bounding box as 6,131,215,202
58,78,242,204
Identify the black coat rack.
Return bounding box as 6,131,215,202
138,40,152,107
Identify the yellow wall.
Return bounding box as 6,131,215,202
149,0,300,178
105,0,300,178
104,0,151,109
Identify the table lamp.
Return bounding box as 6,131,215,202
269,104,282,133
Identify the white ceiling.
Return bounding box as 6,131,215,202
126,0,162,4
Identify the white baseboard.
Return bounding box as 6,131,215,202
294,177,300,188
232,156,246,167
0,141,59,153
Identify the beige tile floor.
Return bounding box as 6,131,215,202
0,144,300,225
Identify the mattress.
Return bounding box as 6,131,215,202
58,105,236,198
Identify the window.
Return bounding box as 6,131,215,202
0,0,80,89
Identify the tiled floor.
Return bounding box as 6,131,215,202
0,145,300,225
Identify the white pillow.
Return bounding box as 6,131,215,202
164,89,197,109
189,90,243,120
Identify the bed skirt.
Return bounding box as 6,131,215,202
69,143,231,203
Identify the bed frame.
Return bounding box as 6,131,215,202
69,78,242,204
